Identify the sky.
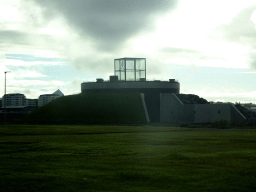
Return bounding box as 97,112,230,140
1,0,256,103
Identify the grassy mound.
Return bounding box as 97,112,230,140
21,92,147,124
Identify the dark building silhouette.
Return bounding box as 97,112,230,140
81,58,180,122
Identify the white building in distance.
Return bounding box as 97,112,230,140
1,93,36,113
2,93,27,108
38,89,64,107
26,99,36,107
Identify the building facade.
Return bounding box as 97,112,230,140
38,89,64,107
160,93,246,124
1,93,37,113
81,57,248,124
38,94,60,107
81,58,180,122
2,93,27,108
26,99,36,107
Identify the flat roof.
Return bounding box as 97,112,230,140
114,57,146,60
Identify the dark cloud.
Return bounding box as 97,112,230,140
0,28,65,54
0,30,29,45
34,0,178,52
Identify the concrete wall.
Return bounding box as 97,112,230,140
160,93,246,124
82,81,180,122
81,81,180,90
181,105,195,123
140,93,150,123
194,104,231,123
230,104,246,123
160,93,188,123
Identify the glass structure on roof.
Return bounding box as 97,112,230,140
114,58,146,81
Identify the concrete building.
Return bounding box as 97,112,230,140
160,93,246,124
38,89,64,107
81,58,180,122
81,57,247,124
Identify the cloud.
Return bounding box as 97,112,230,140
0,30,63,56
0,54,10,72
5,60,66,66
34,0,178,52
182,85,256,103
0,0,178,75
13,69,47,78
0,30,29,45
248,52,256,70
158,46,228,68
161,47,202,54
1,79,66,98
5,54,67,66
0,1,71,57
72,56,112,74
216,5,256,42
213,5,256,69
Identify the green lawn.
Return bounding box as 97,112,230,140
0,125,256,192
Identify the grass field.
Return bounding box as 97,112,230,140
0,125,256,192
